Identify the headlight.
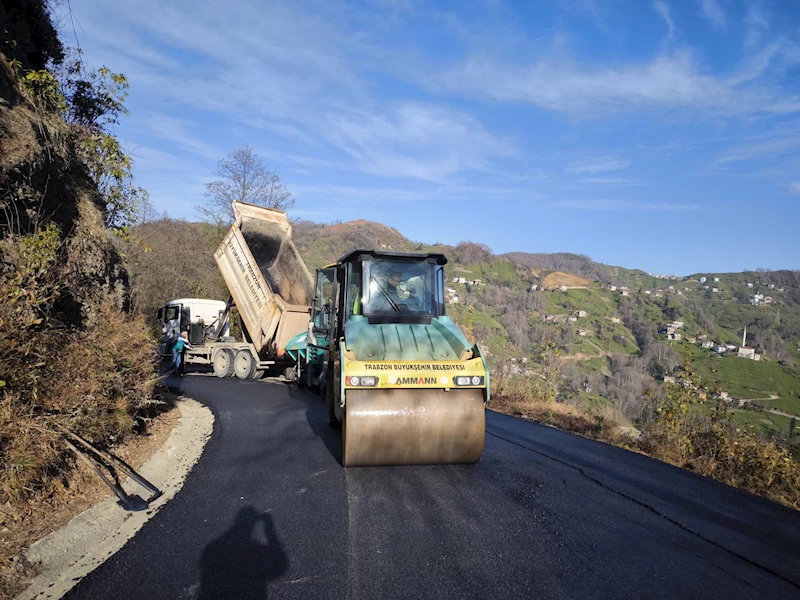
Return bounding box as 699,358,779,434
454,376,484,386
345,376,378,386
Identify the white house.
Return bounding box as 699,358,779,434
712,288,719,293
621,290,629,296
667,333,682,341
747,283,753,288
446,287,456,295
738,347,756,360
764,296,773,304
726,344,738,351
448,296,460,304
701,340,714,349
714,277,720,282
530,284,538,292
577,310,587,318
672,321,684,328
577,329,587,337
609,285,617,291
610,316,621,324
714,345,727,353
699,277,707,283
559,285,568,292
567,316,578,322
769,284,775,289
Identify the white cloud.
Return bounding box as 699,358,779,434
745,2,770,48
577,177,641,186
74,0,511,185
565,157,630,175
654,1,676,40
789,182,800,194
716,134,800,164
433,47,800,119
323,103,513,181
700,0,726,29
131,113,221,160
552,199,702,210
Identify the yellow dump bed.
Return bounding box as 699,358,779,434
213,202,313,359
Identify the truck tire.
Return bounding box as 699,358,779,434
213,349,235,378
234,349,257,380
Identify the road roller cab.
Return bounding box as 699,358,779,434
290,250,489,467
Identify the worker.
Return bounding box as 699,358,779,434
170,331,192,376
386,272,402,302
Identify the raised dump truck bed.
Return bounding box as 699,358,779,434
162,202,313,379
214,202,313,360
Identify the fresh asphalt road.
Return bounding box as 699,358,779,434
66,374,800,600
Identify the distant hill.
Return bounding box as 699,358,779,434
292,219,450,270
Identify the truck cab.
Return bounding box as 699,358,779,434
157,298,229,354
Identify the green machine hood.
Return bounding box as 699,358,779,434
344,316,471,361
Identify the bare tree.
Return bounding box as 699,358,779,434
200,145,294,226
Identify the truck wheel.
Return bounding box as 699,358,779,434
213,349,235,378
234,349,257,380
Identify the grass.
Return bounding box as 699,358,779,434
730,410,797,435
682,345,800,414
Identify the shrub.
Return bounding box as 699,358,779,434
0,228,158,505
639,362,800,508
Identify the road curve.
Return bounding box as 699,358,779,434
65,374,800,600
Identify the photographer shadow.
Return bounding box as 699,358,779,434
199,506,288,599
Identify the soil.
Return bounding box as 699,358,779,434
0,400,181,599
542,271,590,289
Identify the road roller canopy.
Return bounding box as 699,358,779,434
337,250,448,325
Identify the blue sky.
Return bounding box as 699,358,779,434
66,0,800,275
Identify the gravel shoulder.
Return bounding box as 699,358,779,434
12,395,213,600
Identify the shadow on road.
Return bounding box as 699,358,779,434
199,506,288,599
287,385,343,465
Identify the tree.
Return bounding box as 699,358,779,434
200,145,294,226
454,241,493,264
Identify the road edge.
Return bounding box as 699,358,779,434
16,396,214,600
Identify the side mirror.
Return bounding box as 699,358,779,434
156,308,164,324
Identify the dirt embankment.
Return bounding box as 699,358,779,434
542,271,590,289
1,33,159,597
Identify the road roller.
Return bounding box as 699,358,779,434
285,250,489,467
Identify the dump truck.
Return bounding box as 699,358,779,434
158,201,313,378
286,250,489,467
